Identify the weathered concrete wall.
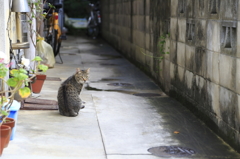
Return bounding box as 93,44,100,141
101,0,240,152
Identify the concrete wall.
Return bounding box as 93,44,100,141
1,0,35,68
101,0,240,152
0,0,25,64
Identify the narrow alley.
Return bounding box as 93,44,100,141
2,35,240,159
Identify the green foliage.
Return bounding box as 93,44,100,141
141,34,169,61
7,78,18,87
47,3,55,9
0,97,7,106
10,69,28,79
32,56,43,62
157,34,170,63
19,87,31,98
27,0,54,47
0,58,32,124
32,56,49,73
1,111,8,116
64,0,89,18
38,64,48,72
141,34,170,72
0,65,8,78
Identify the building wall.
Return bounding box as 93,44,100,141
1,0,34,68
0,0,11,62
0,0,23,64
101,0,240,151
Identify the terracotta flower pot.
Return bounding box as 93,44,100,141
0,125,11,156
2,118,15,147
31,74,46,93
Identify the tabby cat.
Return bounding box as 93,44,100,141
57,68,90,117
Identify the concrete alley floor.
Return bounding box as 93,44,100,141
2,35,240,159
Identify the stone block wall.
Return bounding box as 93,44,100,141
100,0,240,151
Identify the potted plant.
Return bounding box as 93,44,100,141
0,57,31,156
30,56,48,93
0,125,11,155
25,0,52,94
2,117,15,147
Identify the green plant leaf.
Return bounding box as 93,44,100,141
38,64,48,72
10,69,28,80
0,71,7,78
0,65,8,78
18,73,28,80
0,96,7,105
10,69,19,76
2,110,8,116
19,87,31,98
48,3,55,9
24,81,29,86
19,68,28,74
32,56,43,62
7,78,18,87
42,13,47,17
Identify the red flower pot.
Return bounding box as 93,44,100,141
2,118,15,147
0,125,11,156
31,74,46,93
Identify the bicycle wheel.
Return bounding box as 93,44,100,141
92,26,99,39
55,39,61,57
88,26,99,39
51,29,58,56
43,18,49,40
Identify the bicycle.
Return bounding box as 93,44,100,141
87,2,101,39
43,0,64,63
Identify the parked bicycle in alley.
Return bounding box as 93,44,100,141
43,0,66,63
87,1,101,39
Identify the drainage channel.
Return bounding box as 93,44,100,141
85,84,162,98
107,83,133,86
133,93,161,97
85,85,137,95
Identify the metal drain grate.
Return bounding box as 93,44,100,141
107,83,132,86
133,93,161,97
148,146,196,157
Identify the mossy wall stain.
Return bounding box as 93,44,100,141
100,0,240,152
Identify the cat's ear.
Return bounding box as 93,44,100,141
86,68,90,73
76,68,81,73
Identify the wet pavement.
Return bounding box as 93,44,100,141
2,35,240,159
